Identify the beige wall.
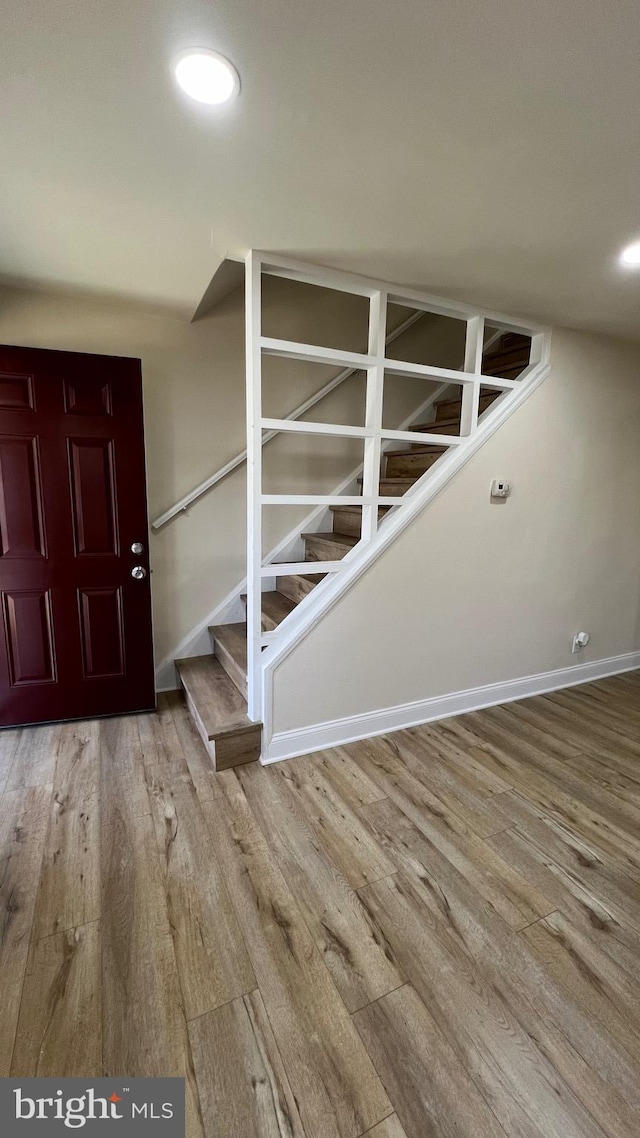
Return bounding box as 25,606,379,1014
0,279,457,665
272,327,640,732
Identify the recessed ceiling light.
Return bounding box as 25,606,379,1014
174,49,240,106
619,241,640,267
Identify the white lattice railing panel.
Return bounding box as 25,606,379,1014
246,251,551,721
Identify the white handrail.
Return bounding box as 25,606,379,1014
151,306,426,530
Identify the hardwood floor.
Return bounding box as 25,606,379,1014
2,671,640,1137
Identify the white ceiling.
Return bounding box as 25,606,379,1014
2,0,640,337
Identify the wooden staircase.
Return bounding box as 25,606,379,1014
175,332,530,769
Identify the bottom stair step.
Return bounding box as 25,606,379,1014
175,655,261,771
210,622,248,698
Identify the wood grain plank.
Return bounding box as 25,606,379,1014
276,759,394,889
353,759,551,930
449,727,640,882
357,874,613,1138
396,728,515,833
168,692,225,801
482,702,584,760
99,714,152,818
519,911,640,1062
545,689,640,747
237,762,403,1012
200,772,391,1138
300,745,388,811
0,785,51,1075
357,798,640,1137
0,728,21,798
353,984,508,1138
11,921,101,1075
145,758,256,1021
6,723,61,791
99,716,204,1138
189,990,306,1138
491,791,640,937
565,750,640,802
361,1119,408,1138
31,720,100,939
406,722,513,796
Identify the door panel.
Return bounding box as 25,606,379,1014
64,376,112,416
68,438,118,556
0,344,155,726
0,372,34,410
78,587,125,679
3,589,56,685
0,436,46,557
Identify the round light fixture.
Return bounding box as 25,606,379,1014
174,49,240,106
619,241,640,267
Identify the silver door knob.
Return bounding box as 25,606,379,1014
131,541,144,554
131,566,147,580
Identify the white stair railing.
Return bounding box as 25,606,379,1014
245,251,551,722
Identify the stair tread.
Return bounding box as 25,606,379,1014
329,504,391,515
409,414,461,432
175,655,255,740
385,443,448,457
301,530,359,548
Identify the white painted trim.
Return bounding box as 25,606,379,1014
263,651,640,763
154,333,502,690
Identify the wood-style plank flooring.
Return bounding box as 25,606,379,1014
3,671,640,1137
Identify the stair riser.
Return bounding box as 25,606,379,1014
239,602,278,633
386,451,443,478
483,348,530,372
304,535,352,561
277,575,321,603
330,507,387,537
214,731,262,770
435,393,498,421
376,480,416,496
211,633,247,698
482,366,526,380
331,509,361,537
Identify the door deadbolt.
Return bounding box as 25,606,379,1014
131,541,144,554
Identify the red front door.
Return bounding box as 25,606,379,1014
0,345,155,727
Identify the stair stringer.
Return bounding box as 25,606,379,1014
258,346,552,762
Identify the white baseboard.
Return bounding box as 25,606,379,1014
263,650,640,763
